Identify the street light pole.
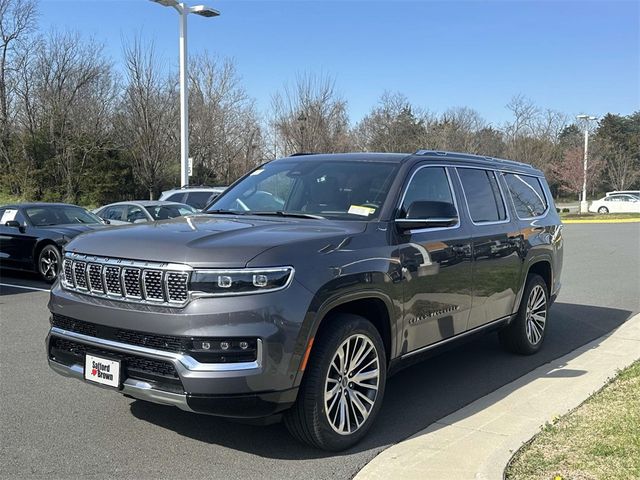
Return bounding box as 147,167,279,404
149,0,220,188
179,7,189,188
576,114,598,214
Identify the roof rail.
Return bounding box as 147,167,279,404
289,152,316,157
414,149,534,169
179,184,224,189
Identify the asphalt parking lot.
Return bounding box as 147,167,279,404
1,223,639,480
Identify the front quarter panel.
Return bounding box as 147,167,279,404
248,222,403,377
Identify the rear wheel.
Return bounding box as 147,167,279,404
598,206,609,214
499,274,548,355
37,244,61,283
284,314,386,451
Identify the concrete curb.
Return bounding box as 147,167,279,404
355,313,640,480
562,218,640,224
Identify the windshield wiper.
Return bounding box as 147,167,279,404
251,211,325,220
205,209,248,215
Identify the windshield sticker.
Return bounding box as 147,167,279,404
348,205,376,217
1,209,17,224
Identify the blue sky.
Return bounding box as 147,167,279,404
39,0,639,126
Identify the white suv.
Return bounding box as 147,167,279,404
159,186,227,210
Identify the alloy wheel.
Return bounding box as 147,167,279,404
40,248,59,281
324,334,380,435
525,284,547,345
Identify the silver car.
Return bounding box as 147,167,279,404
94,201,197,225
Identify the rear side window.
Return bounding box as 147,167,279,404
185,192,214,209
166,193,186,203
457,168,507,223
503,174,547,218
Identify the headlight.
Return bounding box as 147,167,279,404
190,267,294,297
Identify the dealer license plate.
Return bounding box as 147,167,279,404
84,354,121,388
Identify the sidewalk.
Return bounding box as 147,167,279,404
355,312,640,480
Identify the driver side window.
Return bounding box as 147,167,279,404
400,167,456,217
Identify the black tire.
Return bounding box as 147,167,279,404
598,206,609,214
37,244,61,283
284,314,387,451
499,274,549,355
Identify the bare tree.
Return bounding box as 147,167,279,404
0,0,36,133
597,141,640,191
0,0,37,194
426,106,488,153
354,91,428,153
10,31,116,202
118,38,177,199
189,54,262,184
271,73,352,155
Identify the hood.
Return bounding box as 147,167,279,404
64,215,366,268
49,224,107,238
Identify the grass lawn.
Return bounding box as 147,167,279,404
560,212,640,221
505,360,640,480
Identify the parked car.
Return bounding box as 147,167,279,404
159,186,227,210
47,151,563,450
588,194,640,214
94,201,197,225
0,203,107,282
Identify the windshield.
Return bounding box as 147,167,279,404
207,160,398,220
145,204,197,220
25,206,102,226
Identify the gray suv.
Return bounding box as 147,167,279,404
47,151,563,451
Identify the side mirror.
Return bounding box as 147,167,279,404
102,219,111,225
5,220,21,228
396,201,458,231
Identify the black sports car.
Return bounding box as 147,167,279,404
0,203,107,283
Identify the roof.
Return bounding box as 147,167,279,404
100,201,190,208
1,202,80,209
274,151,544,176
276,152,411,163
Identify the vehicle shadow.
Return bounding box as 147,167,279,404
0,268,51,295
129,302,633,460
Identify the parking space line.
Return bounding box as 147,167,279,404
0,282,50,292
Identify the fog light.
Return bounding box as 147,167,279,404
201,341,210,350
220,341,230,350
239,341,249,350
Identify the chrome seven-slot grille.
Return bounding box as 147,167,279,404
62,254,190,306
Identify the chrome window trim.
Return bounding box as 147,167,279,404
501,172,550,221
394,164,462,234
455,167,511,226
49,327,263,372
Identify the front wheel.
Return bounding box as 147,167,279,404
284,314,386,451
37,244,61,283
499,274,549,355
598,206,609,214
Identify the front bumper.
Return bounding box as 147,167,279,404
46,327,298,417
